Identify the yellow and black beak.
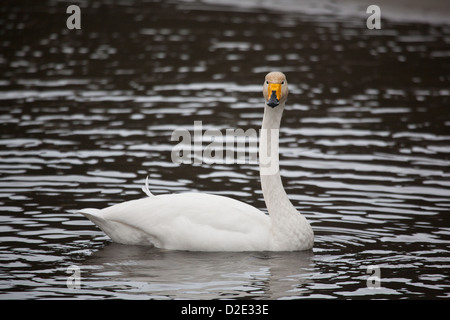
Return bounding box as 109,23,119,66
267,83,281,108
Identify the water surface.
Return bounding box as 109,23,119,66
0,0,449,299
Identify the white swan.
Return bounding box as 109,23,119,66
79,72,314,251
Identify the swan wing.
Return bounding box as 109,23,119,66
79,193,272,251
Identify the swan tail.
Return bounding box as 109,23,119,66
141,176,154,197
78,208,106,228
78,207,159,246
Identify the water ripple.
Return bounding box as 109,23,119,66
0,0,449,300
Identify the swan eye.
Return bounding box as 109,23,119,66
281,81,285,85
265,80,269,84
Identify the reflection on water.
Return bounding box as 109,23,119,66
0,0,449,299
77,244,314,300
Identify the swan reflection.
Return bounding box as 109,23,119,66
81,243,314,299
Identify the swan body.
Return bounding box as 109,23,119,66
80,193,272,251
79,72,314,251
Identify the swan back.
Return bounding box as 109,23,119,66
80,193,272,251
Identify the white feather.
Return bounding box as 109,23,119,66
141,176,153,197
80,193,271,251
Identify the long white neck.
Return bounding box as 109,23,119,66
259,102,314,250
259,103,291,220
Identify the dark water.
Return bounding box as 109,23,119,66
0,0,449,299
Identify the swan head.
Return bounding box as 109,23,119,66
263,71,288,108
